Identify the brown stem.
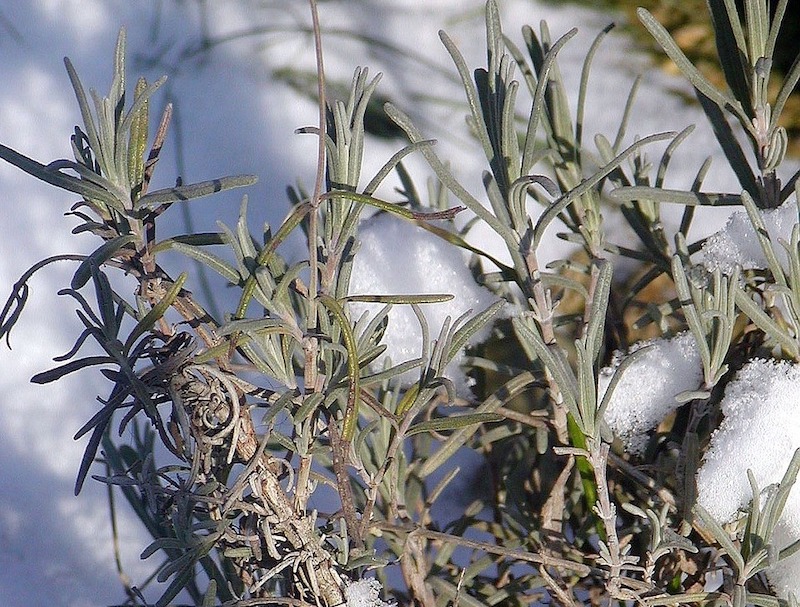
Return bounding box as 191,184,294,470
328,417,363,549
401,531,436,607
165,280,343,603
374,523,593,576
303,0,327,395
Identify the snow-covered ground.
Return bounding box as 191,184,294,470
0,1,796,605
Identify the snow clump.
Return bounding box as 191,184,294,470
696,358,800,523
344,578,396,607
599,331,703,455
702,199,796,274
695,358,800,598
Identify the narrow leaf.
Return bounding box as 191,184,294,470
345,294,454,304
407,412,503,436
534,131,676,244
447,300,505,362
609,186,742,206
71,235,137,290
694,502,746,574
318,294,360,440
135,174,257,209
31,355,113,384
735,288,799,358
158,240,240,285
638,8,750,129
583,260,613,362
0,143,122,209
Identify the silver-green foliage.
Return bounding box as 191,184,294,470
2,1,800,606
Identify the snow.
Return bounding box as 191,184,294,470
1,0,799,605
347,212,502,392
695,358,800,598
599,331,703,454
344,578,396,607
696,359,800,523
702,198,798,274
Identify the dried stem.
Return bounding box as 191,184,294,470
304,0,326,393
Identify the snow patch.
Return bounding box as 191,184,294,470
348,212,501,393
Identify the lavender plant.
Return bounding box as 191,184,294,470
2,0,800,606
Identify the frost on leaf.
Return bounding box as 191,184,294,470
701,199,796,275
599,331,702,455
695,358,800,599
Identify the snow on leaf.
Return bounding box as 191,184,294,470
701,199,796,274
